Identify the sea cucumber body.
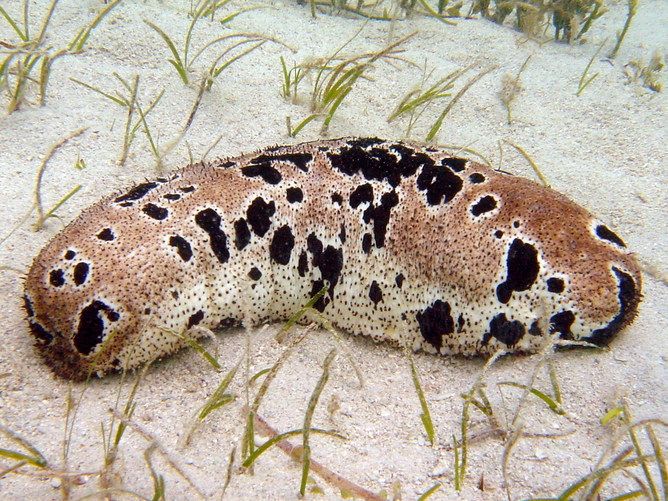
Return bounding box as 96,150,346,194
24,138,641,380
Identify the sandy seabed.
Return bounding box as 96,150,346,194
0,1,666,499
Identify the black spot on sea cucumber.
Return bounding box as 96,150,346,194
187,310,204,329
64,250,76,260
195,208,229,264
142,203,169,220
363,190,399,248
221,161,235,168
416,300,454,350
470,195,498,217
307,233,323,265
349,183,373,208
494,230,504,239
547,277,565,293
119,202,133,207
218,317,241,329
114,182,158,203
496,239,539,304
339,223,346,244
321,247,343,286
319,246,344,300
248,267,262,281
348,137,384,148
310,279,328,312
585,267,640,346
23,295,35,317
442,157,467,172
457,314,465,333
29,321,53,344
469,173,485,183
246,197,275,237
369,281,383,306
73,262,89,285
180,186,195,193
330,146,398,184
234,219,251,250
362,233,372,254
513,220,520,228
331,193,343,206
286,187,303,203
270,225,295,265
169,235,193,262
328,140,431,188
529,320,541,336
163,193,181,201
97,228,115,241
298,250,308,277
49,269,65,287
241,163,282,184
483,313,525,347
395,273,404,288
549,311,575,338
416,163,463,206
390,143,436,179
194,209,220,232
252,152,312,172
595,224,626,247
74,300,119,355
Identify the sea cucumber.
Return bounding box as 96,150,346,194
23,138,642,380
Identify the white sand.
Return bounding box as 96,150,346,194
0,1,666,499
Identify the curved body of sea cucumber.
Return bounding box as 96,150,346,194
23,138,641,380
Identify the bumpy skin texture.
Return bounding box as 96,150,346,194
23,138,642,380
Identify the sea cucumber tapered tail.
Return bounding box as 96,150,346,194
23,138,642,380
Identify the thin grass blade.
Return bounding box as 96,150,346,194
426,66,495,141
409,353,436,446
145,20,187,84
276,282,327,340
417,482,442,500
0,448,46,468
242,428,345,468
289,114,319,137
70,78,127,106
498,381,565,415
161,327,221,370
198,363,239,420
41,184,82,224
300,349,337,496
0,424,48,468
69,0,121,52
0,7,28,41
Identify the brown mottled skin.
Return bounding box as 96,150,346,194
23,138,642,380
